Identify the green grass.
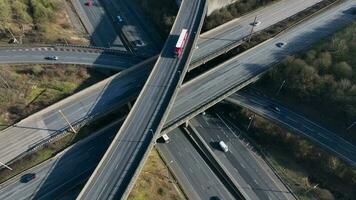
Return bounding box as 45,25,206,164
220,103,356,200
128,149,185,200
0,0,88,45
0,64,104,125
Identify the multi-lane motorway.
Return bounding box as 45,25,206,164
0,1,352,169
72,0,127,49
77,0,207,199
190,113,296,200
226,91,356,166
0,47,142,69
0,0,327,165
190,0,323,69
0,121,122,200
0,0,323,68
156,128,236,199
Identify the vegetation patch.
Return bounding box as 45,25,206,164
128,149,185,200
255,22,356,136
203,0,277,31
0,0,88,44
216,103,356,200
133,0,178,38
0,64,105,129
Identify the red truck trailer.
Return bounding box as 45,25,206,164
174,29,188,57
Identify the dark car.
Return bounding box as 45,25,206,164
45,56,58,60
276,42,286,48
133,40,145,47
20,173,36,183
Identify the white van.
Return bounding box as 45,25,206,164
219,141,228,152
162,134,170,143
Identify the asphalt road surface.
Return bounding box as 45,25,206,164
0,3,354,198
1,0,353,168
226,91,356,166
76,0,207,199
190,0,324,68
0,0,322,67
0,121,121,200
156,128,235,200
72,0,127,49
0,47,142,69
191,113,296,200
99,0,162,55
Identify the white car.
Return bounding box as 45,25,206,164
117,15,124,23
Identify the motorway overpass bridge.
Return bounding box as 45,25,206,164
0,1,355,199
0,0,323,70
77,0,208,199
1,0,354,169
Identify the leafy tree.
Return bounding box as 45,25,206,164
332,62,352,79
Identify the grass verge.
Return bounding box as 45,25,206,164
128,148,185,200
216,103,356,200
0,64,106,130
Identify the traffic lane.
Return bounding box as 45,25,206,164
192,0,323,64
166,0,356,129
156,128,235,200
192,115,282,200
76,0,206,198
0,123,120,200
0,64,148,164
103,0,160,55
193,113,295,200
77,0,126,49
227,92,356,164
0,123,119,200
0,50,141,69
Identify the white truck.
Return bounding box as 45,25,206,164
219,141,228,152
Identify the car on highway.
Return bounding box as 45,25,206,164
162,134,170,143
133,40,145,47
270,105,281,112
45,56,58,60
276,42,286,48
250,21,261,26
219,141,229,152
20,173,36,183
117,15,124,23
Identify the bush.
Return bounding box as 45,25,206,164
263,23,356,127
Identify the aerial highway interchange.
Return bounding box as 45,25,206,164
0,0,355,199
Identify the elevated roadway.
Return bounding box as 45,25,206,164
76,0,207,199
0,0,351,166
0,0,323,68
226,91,356,166
0,46,142,69
0,3,354,199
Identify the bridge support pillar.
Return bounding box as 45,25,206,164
127,102,133,111
184,121,189,128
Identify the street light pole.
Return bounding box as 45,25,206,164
304,184,319,195
247,114,255,131
347,121,356,130
0,161,12,170
276,80,286,96
58,110,77,133
248,16,257,43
